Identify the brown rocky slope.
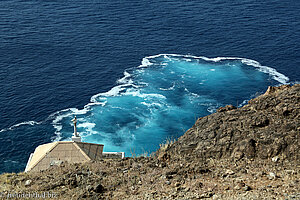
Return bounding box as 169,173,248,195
0,84,299,199
166,84,299,161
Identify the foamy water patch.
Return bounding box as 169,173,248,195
117,71,132,84
138,57,153,68
0,54,290,156
141,54,289,85
74,54,289,155
0,121,41,133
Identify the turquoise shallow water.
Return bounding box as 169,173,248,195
0,0,299,173
48,54,288,155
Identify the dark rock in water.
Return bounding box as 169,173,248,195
167,84,300,161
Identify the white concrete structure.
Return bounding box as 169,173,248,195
25,116,125,172
102,152,125,159
25,141,104,172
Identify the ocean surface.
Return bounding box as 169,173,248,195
0,0,299,173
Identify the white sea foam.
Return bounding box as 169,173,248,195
51,108,96,141
109,106,125,109
90,83,141,102
0,121,41,133
85,101,107,108
11,121,40,127
207,106,218,113
190,92,200,97
117,71,132,84
69,108,90,115
241,58,289,84
159,82,176,91
136,81,149,87
49,107,85,141
90,84,129,102
138,57,153,68
47,110,71,141
125,89,166,99
46,53,290,143
51,109,72,124
141,102,163,108
52,124,63,142
139,54,289,84
78,122,96,129
3,160,19,164
239,99,249,107
159,87,173,91
141,102,149,107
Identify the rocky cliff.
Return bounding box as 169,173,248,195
166,84,299,161
0,84,299,200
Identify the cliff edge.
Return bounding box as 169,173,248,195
165,84,299,161
0,84,299,199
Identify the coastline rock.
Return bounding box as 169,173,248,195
167,84,300,161
217,105,237,112
0,84,299,200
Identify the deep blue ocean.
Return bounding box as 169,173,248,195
0,0,299,173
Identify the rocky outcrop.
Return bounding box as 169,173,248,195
0,84,299,200
167,84,300,161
